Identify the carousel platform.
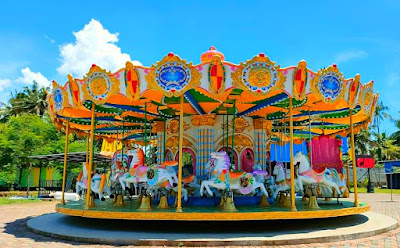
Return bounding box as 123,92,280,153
55,197,370,221
28,211,396,246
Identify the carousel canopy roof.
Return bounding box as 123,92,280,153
47,47,378,143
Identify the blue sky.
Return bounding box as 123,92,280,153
0,1,399,133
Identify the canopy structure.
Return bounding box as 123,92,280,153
47,47,378,144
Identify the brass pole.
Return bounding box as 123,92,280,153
231,102,236,170
85,102,96,209
289,97,297,211
176,95,184,212
163,117,167,163
350,108,359,207
86,132,90,164
222,114,225,150
61,118,70,205
144,103,147,163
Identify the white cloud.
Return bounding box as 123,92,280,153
16,67,50,87
57,19,141,77
334,50,368,63
0,79,11,92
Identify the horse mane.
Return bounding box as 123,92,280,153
222,152,230,170
276,162,286,175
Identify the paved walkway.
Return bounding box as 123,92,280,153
0,193,400,248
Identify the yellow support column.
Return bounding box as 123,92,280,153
289,97,297,211
176,95,184,212
86,132,90,164
61,118,70,205
85,102,96,209
350,108,359,207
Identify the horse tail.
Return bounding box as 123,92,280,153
77,171,83,182
99,174,106,193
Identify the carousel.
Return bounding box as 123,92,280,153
50,47,377,221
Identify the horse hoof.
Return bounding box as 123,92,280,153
110,194,115,199
101,197,105,201
173,183,178,187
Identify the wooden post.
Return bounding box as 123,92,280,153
176,95,184,212
349,108,359,207
85,102,96,209
289,97,297,211
61,118,70,205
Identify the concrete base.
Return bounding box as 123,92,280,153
27,212,397,246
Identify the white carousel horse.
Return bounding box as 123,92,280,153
271,162,303,199
75,163,111,200
145,162,190,202
200,151,269,197
90,172,112,201
294,151,344,197
75,162,88,198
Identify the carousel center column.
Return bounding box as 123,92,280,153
191,114,216,176
253,119,271,171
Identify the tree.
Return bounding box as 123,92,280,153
1,82,48,122
0,114,87,189
353,128,376,155
373,132,400,161
374,101,391,135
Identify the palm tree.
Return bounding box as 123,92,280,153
1,82,49,121
353,128,376,155
373,132,400,161
374,101,391,135
391,115,400,146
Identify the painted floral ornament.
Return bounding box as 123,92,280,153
311,64,345,104
360,81,375,115
232,53,285,96
145,53,202,97
82,64,119,105
52,80,67,114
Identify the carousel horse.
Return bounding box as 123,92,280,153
75,163,110,200
90,170,112,201
145,161,191,202
293,151,344,197
75,162,89,198
115,148,148,193
199,151,269,198
271,162,303,199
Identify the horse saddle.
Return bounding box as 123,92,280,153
182,174,195,184
229,171,246,179
159,161,179,168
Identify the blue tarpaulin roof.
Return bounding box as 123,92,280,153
383,160,400,174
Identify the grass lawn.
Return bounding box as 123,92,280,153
351,187,400,194
0,197,41,205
